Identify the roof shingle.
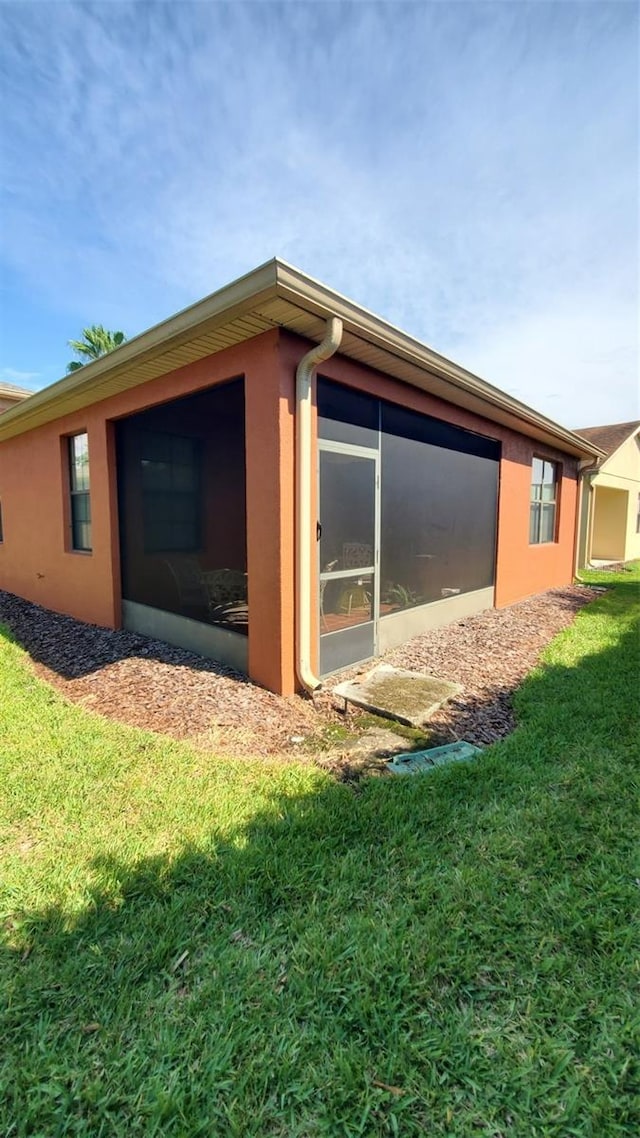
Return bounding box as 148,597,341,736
574,420,640,459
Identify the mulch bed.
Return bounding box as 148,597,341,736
321,585,602,747
0,585,601,759
0,591,317,756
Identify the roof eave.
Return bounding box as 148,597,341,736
0,259,281,440
0,257,604,460
0,387,33,400
273,262,604,460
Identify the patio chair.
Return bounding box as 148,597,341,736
342,542,373,569
319,558,339,630
340,544,373,619
203,568,248,628
164,557,209,611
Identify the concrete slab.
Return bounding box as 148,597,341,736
342,727,409,760
333,663,462,727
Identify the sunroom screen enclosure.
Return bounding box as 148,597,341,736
116,379,248,668
318,379,500,674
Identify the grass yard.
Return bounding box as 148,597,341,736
1,567,639,1137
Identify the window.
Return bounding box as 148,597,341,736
68,433,91,551
141,431,202,552
530,457,558,544
636,493,640,534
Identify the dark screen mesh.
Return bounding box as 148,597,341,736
116,378,248,634
380,429,498,608
318,378,500,616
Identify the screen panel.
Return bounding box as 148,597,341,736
380,429,499,612
117,378,248,634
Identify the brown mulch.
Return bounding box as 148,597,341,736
0,591,317,756
321,585,602,747
0,585,601,759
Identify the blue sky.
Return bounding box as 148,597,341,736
0,0,637,429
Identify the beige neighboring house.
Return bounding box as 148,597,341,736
575,420,640,568
0,381,33,415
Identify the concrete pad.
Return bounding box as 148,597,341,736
322,727,409,777
333,663,462,727
342,727,409,760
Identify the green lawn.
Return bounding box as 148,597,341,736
1,567,639,1137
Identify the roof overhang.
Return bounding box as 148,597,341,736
0,384,33,401
0,258,604,460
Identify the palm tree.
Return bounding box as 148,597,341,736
66,326,127,373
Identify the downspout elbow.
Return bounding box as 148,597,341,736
296,317,343,693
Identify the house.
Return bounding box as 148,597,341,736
0,259,603,695
0,381,32,415
574,420,640,568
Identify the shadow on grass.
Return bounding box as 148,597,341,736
1,598,638,1135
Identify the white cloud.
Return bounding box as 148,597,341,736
452,292,639,429
0,367,41,389
0,1,637,420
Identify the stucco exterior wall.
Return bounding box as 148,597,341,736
591,487,629,561
625,498,640,563
244,336,296,694
494,435,578,606
0,330,295,693
591,431,640,563
1,327,580,695
0,394,30,414
599,431,640,484
0,408,118,628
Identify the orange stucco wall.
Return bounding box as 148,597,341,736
0,408,118,628
244,337,296,694
0,326,578,696
0,330,297,694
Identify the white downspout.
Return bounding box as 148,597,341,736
296,316,343,693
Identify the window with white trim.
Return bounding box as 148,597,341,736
68,433,92,551
530,457,558,544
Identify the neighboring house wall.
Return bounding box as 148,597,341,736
0,394,30,414
596,432,640,563
584,430,640,565
625,493,640,564
591,487,628,561
1,327,581,695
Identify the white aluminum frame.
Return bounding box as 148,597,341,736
318,438,380,659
